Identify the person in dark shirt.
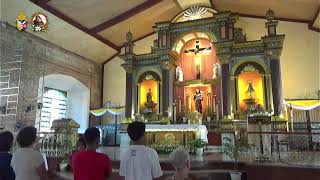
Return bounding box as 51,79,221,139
0,131,15,180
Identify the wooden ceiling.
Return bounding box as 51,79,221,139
1,0,319,64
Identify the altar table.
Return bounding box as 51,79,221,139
120,124,208,147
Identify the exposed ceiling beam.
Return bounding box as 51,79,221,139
29,0,120,50
91,0,163,33
210,0,312,24
238,13,310,24
309,6,320,32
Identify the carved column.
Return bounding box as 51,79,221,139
125,72,133,118
216,43,233,118
221,63,231,117
270,58,283,116
161,62,170,116
122,65,134,119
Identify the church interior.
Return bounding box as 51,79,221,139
1,0,320,179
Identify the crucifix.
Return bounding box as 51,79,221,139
185,40,211,79
184,40,211,55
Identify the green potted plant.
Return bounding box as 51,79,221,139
223,136,250,180
188,139,207,156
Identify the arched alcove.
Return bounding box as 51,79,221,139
37,74,90,133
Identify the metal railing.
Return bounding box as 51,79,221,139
247,131,320,167
37,132,73,157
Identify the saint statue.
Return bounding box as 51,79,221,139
176,65,183,82
212,63,220,79
146,88,153,102
193,89,203,113
247,80,255,98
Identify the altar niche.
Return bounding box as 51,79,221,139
231,61,273,118
137,71,161,117
174,35,222,121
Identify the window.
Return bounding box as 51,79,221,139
40,87,67,132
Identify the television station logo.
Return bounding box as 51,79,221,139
16,11,49,32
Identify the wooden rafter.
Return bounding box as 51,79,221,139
90,0,163,33
29,0,120,50
308,6,320,32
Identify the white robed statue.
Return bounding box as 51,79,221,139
176,65,184,82
212,63,220,79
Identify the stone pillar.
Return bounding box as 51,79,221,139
270,59,283,116
162,62,170,116
221,63,231,117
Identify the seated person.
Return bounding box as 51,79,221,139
167,147,191,180
0,131,15,180
120,121,163,180
72,127,112,180
11,126,48,180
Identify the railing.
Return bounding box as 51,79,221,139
247,131,320,167
37,132,73,157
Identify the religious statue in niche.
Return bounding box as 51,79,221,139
176,64,184,82
247,80,255,98
147,88,153,102
193,88,203,113
145,88,157,113
212,63,220,79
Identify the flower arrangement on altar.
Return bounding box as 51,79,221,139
150,143,181,154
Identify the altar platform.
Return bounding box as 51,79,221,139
54,146,320,180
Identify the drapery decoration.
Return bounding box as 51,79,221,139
285,100,320,111
90,107,125,116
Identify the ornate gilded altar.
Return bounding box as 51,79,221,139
120,6,285,123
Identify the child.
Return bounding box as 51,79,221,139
120,121,163,180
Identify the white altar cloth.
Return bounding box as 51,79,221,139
145,124,208,142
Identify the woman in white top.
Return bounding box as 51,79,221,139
11,126,48,180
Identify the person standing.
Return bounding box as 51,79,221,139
11,126,48,180
167,147,191,180
0,131,15,180
120,121,163,180
72,127,112,180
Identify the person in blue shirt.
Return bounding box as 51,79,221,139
0,131,15,180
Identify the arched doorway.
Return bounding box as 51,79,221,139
37,74,90,133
